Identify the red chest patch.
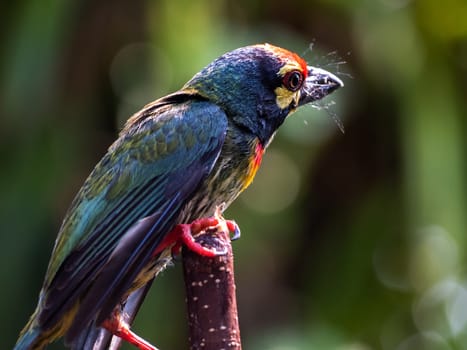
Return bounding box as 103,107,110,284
242,142,264,191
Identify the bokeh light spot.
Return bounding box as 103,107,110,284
409,226,459,291
412,279,458,335
445,282,467,336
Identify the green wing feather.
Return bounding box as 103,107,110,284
36,94,228,337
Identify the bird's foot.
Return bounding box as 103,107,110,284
153,209,240,258
102,312,159,350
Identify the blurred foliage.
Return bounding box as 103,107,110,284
1,0,467,349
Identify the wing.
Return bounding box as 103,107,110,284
36,95,228,343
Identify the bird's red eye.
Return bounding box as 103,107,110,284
283,70,304,92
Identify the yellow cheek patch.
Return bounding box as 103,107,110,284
275,61,304,110
274,87,300,110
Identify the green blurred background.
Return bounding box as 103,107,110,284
1,0,467,349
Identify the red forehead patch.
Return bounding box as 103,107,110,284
260,44,308,77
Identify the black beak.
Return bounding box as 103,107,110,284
299,66,344,106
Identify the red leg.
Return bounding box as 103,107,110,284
152,214,240,258
102,313,158,350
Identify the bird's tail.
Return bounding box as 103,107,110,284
71,280,154,350
13,312,43,350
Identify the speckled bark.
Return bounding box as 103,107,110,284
182,227,242,350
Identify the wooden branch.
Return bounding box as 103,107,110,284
182,227,242,350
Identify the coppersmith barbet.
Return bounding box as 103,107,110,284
14,44,343,350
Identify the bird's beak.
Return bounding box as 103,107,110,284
298,66,344,106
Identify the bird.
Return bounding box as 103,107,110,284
14,43,343,350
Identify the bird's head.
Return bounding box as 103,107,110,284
184,43,343,145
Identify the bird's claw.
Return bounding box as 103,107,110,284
228,220,241,241
155,205,240,259
171,215,239,258
214,204,240,241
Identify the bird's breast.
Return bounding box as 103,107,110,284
133,132,263,288
180,130,263,221
241,141,264,191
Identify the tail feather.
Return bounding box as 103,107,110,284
70,280,154,350
13,326,42,350
70,323,114,350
